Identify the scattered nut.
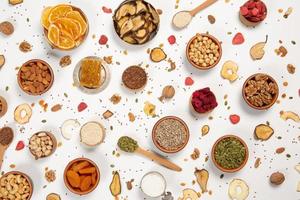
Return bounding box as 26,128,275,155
270,172,285,185
201,125,210,136
45,170,56,182
275,147,285,154
254,158,261,168
191,148,200,160
29,132,55,159
208,15,216,24
103,110,113,119
110,94,122,104
0,21,14,35
287,64,296,74
59,55,71,68
51,104,62,112
128,112,135,122
275,46,288,57
19,41,32,53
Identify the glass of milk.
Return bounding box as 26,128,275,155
140,171,167,198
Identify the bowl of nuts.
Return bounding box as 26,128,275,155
17,59,54,96
113,0,160,45
0,171,33,200
28,131,57,159
186,33,222,70
63,157,100,195
242,73,279,110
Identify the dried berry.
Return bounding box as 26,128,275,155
99,35,108,45
168,35,176,45
102,6,112,14
15,141,25,151
229,114,240,124
208,15,216,24
78,102,88,112
232,33,245,45
185,77,194,86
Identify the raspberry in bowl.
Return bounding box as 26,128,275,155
189,87,218,116
239,0,267,26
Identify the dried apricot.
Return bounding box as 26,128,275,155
66,170,80,188
80,176,92,191
79,167,96,175
72,161,90,172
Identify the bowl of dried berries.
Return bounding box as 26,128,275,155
186,33,222,70
152,116,189,153
239,0,267,27
189,87,218,116
0,171,33,200
242,73,279,110
17,59,54,96
211,135,249,173
64,157,100,195
28,131,57,159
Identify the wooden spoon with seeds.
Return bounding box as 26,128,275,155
0,127,14,170
118,136,182,172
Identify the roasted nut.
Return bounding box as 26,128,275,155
270,172,285,185
0,21,14,35
29,132,55,159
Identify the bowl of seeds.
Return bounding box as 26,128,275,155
211,135,249,173
152,116,189,153
122,65,147,90
28,131,57,159
242,73,279,110
186,33,222,70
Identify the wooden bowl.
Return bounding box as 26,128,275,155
63,157,100,195
0,171,33,200
113,0,160,45
239,12,261,27
242,73,279,110
211,135,249,173
152,116,190,154
0,96,8,118
186,33,222,70
17,59,54,96
29,131,57,159
43,5,89,51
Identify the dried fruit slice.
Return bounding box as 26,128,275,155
55,18,81,40
0,55,5,69
48,24,60,46
41,6,53,29
110,171,121,197
221,61,239,82
178,188,200,200
66,11,87,35
58,34,75,50
150,48,166,62
194,168,209,193
48,5,73,23
228,179,249,200
116,4,136,20
250,36,268,60
254,124,274,140
66,170,81,188
280,111,300,122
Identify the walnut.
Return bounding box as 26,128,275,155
19,41,32,52
270,172,285,185
59,55,71,67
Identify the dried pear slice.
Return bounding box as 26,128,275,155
194,168,209,193
135,29,147,38
147,4,159,24
123,36,137,44
116,3,136,20
254,124,274,140
147,22,155,33
250,35,268,60
135,35,149,44
131,16,145,31
178,188,200,200
117,16,129,28
136,1,147,14
120,19,133,37
150,47,166,62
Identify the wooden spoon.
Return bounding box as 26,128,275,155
172,0,218,29
135,147,182,172
0,127,14,170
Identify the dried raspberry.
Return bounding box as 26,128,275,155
191,87,218,113
240,6,249,16
251,8,259,16
229,114,240,124
185,77,194,86
78,102,87,112
99,35,108,45
232,33,245,45
168,35,176,45
16,141,25,151
102,6,112,14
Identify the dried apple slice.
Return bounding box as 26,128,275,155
136,1,147,14
178,188,200,200
228,179,249,200
254,124,274,140
116,3,136,20
135,29,147,38
194,168,209,193
131,16,145,31
150,48,166,62
120,19,133,37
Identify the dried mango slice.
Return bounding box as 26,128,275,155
66,11,87,35
150,47,167,62
41,7,53,29
48,5,73,23
254,124,274,140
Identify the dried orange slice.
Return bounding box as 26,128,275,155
54,18,81,40
47,24,60,46
66,11,87,36
58,34,75,50
48,4,73,23
41,6,53,29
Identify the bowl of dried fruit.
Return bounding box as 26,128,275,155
29,131,57,160
186,33,222,70
152,116,190,154
113,0,160,45
17,59,54,96
64,157,100,195
0,96,8,118
211,135,249,173
73,56,110,94
239,0,267,27
41,4,89,50
242,73,279,110
0,171,33,200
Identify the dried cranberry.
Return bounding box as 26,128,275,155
99,35,108,45
229,114,240,124
78,102,87,112
240,0,267,22
16,141,25,151
232,33,245,45
102,6,112,14
191,87,218,113
168,35,176,45
185,77,194,86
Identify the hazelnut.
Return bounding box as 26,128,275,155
270,172,285,185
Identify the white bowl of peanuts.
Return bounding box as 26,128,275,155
186,33,222,70
0,171,33,200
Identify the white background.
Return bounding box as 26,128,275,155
0,0,299,199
